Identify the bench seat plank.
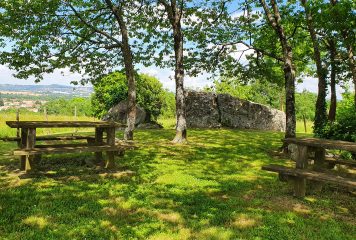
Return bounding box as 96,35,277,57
284,137,356,153
6,121,125,128
262,164,356,189
324,158,356,168
13,144,136,156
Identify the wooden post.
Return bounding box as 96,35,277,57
25,128,36,172
105,127,116,169
20,128,27,171
44,107,51,135
303,114,307,133
314,147,326,170
16,109,20,147
94,127,104,166
311,147,326,191
294,145,308,197
74,106,78,133
44,107,48,121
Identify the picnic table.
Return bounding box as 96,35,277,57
262,137,356,197
4,121,133,172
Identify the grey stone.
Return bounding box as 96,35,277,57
185,91,221,128
137,122,163,129
217,94,286,131
102,100,147,125
185,91,286,132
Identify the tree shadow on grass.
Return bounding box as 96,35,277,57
0,129,355,239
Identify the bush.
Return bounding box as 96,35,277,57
91,71,167,121
320,93,356,142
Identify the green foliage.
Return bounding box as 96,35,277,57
0,1,152,84
0,96,4,107
159,91,176,119
295,90,317,120
206,78,284,110
40,97,92,117
320,93,356,142
91,72,166,120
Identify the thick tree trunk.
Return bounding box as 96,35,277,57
172,19,187,143
160,0,187,143
328,40,337,121
105,1,136,140
260,0,296,140
121,30,136,140
301,0,327,135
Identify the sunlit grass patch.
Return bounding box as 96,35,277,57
0,127,355,239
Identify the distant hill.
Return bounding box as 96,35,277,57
0,84,93,97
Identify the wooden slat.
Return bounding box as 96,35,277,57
324,158,356,168
0,135,101,142
13,144,136,156
262,164,356,189
283,138,356,152
6,121,125,128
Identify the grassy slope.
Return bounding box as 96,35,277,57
0,127,355,240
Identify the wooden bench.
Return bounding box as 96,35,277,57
262,164,356,190
262,137,356,197
13,143,136,155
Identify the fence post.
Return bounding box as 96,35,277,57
74,106,78,133
16,108,20,138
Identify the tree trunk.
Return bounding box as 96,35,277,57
172,19,187,143
104,0,137,140
328,39,337,122
121,30,136,141
161,0,187,143
301,0,328,135
260,0,296,140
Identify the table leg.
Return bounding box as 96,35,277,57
26,128,36,172
106,127,116,169
94,127,104,166
311,147,326,191
20,128,28,171
294,145,308,197
314,147,326,171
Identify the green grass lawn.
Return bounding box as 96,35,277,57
0,128,354,240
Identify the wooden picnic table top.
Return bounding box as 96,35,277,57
6,121,125,129
284,137,356,152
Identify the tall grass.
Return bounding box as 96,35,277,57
0,111,93,137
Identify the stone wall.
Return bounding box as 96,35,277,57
186,91,286,132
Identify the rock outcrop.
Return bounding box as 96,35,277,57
102,100,147,125
186,91,286,132
185,91,221,128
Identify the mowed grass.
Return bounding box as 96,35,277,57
0,126,355,239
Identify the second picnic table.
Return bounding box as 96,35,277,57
5,120,131,171
262,137,356,197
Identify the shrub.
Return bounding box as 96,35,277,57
91,71,167,121
320,93,356,142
